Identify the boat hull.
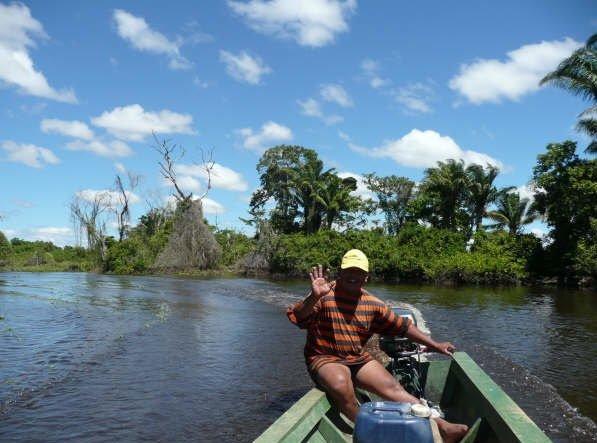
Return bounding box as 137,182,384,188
254,352,550,442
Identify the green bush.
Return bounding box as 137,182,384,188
104,237,149,274
214,230,255,267
265,225,530,284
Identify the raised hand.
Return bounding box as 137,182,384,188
309,264,330,299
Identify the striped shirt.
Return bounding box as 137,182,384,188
287,284,411,374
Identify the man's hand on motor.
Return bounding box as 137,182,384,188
432,342,456,356
309,264,330,299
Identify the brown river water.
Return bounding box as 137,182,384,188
0,272,595,442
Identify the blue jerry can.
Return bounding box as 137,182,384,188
353,402,435,443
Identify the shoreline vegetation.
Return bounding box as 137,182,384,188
1,35,596,287
1,139,595,287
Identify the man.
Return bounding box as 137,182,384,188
287,249,468,443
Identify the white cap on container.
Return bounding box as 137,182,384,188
410,404,431,418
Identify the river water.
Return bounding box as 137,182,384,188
0,272,595,442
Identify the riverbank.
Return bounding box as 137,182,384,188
1,227,595,287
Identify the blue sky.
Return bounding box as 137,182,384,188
0,0,594,245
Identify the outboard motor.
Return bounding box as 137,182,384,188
379,308,418,359
378,307,423,398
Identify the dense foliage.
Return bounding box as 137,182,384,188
0,236,93,271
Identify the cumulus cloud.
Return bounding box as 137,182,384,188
228,0,356,47
41,119,94,140
297,98,343,125
237,121,293,152
347,129,502,169
91,104,194,141
219,50,271,84
0,3,77,102
5,226,74,246
320,83,353,107
76,189,140,209
66,139,133,158
165,195,224,214
1,140,59,168
393,82,434,114
449,38,581,104
361,58,390,89
337,171,374,200
176,163,249,192
202,197,225,214
112,9,191,70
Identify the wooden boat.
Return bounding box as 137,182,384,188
254,352,551,442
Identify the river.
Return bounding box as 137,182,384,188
0,272,595,442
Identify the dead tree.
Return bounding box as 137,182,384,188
152,134,215,208
114,172,140,241
151,135,221,270
70,193,108,261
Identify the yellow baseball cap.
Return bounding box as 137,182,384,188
341,249,369,272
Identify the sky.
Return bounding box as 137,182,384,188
0,0,595,246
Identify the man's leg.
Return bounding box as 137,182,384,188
354,360,469,443
313,363,360,422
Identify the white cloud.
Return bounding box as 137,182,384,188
449,38,581,104
176,163,249,192
347,129,502,169
175,175,202,194
1,140,60,168
237,121,293,152
0,3,77,103
361,58,390,89
337,171,373,200
112,9,191,70
41,119,94,140
219,50,271,84
165,195,224,214
228,0,356,47
91,104,194,141
202,197,225,214
513,184,535,202
320,83,353,107
393,82,434,114
66,139,133,158
76,189,140,209
6,226,74,246
297,98,343,125
114,162,126,173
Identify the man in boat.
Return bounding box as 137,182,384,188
287,249,469,443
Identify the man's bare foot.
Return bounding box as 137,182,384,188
435,418,468,443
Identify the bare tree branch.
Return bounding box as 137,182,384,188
196,147,215,201
114,172,140,241
70,193,109,261
152,133,191,203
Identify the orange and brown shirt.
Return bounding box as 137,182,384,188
287,284,411,374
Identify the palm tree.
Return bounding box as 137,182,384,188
315,175,358,229
541,33,597,153
284,157,333,233
466,164,500,232
419,159,470,230
486,191,537,235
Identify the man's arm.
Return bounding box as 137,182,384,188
288,265,330,324
292,291,322,322
405,323,456,356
